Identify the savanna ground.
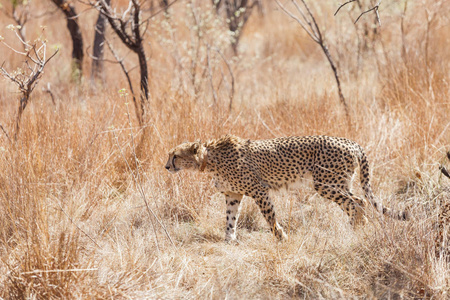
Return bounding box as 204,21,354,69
0,0,449,298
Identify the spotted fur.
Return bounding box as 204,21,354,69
436,201,450,255
165,134,408,241
437,153,450,255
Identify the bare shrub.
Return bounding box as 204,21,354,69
0,27,58,140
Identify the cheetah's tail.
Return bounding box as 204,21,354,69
439,151,450,179
359,152,409,221
440,165,450,179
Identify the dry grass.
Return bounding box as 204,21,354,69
0,0,449,298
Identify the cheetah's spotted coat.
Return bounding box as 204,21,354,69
437,153,450,255
165,135,408,241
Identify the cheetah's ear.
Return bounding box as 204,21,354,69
191,142,200,155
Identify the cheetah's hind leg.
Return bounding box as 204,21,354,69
312,168,368,228
350,195,369,227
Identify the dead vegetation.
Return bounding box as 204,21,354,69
0,0,449,298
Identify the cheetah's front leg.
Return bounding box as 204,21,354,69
252,192,288,241
224,192,243,242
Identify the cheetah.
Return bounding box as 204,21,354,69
165,135,408,241
436,152,450,255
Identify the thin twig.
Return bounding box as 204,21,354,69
0,124,12,143
42,82,56,105
56,201,102,249
275,0,350,124
126,103,175,247
0,40,28,56
334,0,357,16
354,1,381,25
275,0,318,42
104,37,141,126
93,0,149,122
2,4,30,51
123,108,161,256
206,44,218,105
111,123,175,248
214,47,235,112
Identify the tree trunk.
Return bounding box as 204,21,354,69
52,0,84,80
91,0,109,84
96,0,149,126
137,48,149,100
14,94,29,141
320,43,350,122
137,45,149,121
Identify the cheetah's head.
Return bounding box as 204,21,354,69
165,141,206,173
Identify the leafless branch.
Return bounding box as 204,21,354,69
206,45,218,105
277,0,317,42
124,104,175,249
334,0,382,26
111,119,175,250
0,3,30,50
104,37,142,126
0,31,59,140
56,200,102,249
334,0,357,16
214,47,235,112
12,8,28,48
275,0,350,123
0,124,12,144
91,0,150,125
354,1,381,26
42,82,56,105
0,45,58,94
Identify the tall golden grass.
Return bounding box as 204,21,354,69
0,0,449,298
